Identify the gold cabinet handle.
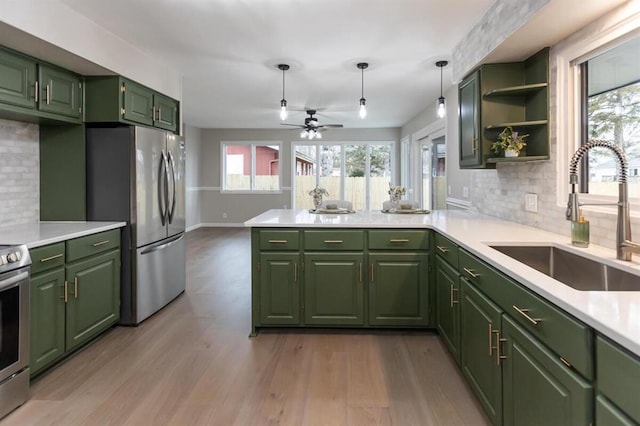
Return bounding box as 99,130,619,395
268,240,288,244
45,84,51,104
370,263,374,282
489,324,494,356
152,106,157,120
323,240,343,244
450,284,458,308
34,81,39,102
73,276,78,299
62,280,68,303
294,262,297,282
512,305,540,325
359,262,363,283
436,245,449,253
463,267,479,278
472,137,478,153
40,253,63,263
92,240,110,247
389,239,409,243
494,330,508,364
158,106,162,121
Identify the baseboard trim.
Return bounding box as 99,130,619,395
186,224,202,232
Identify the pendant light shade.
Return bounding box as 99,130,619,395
278,64,290,121
357,62,368,119
436,60,448,119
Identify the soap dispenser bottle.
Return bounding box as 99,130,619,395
571,210,589,247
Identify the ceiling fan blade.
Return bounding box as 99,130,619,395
280,123,304,128
322,124,344,128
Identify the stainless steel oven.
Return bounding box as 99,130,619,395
0,245,30,419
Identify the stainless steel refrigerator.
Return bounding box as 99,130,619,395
86,125,186,325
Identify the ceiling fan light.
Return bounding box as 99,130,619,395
359,98,367,119
301,130,308,138
437,96,446,118
316,131,322,139
280,99,288,121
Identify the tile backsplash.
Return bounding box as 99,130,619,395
0,119,39,227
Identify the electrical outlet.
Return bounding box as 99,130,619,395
463,186,469,198
525,193,538,213
222,212,228,219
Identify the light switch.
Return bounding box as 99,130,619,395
525,193,538,213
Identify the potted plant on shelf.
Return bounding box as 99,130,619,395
491,126,529,158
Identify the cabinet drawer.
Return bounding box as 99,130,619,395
304,230,364,251
30,242,65,275
459,249,593,379
368,230,429,250
66,229,120,263
259,230,299,250
597,336,640,422
435,233,459,267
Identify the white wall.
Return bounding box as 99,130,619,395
198,127,401,225
184,124,202,231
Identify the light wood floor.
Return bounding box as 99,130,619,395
4,228,489,426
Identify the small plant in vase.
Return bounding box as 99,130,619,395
308,186,329,210
388,183,406,210
491,126,529,158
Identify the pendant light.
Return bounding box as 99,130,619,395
278,64,290,121
436,60,448,119
357,62,368,119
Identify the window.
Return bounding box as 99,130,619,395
221,142,281,192
292,141,394,210
580,36,640,200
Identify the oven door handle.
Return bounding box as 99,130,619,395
0,270,28,291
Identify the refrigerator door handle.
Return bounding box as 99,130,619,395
140,233,184,255
158,150,168,226
167,150,177,224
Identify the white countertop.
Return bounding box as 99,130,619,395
0,221,126,248
246,209,640,357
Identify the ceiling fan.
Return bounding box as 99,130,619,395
281,109,343,139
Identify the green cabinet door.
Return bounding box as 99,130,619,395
435,256,461,363
153,93,179,131
259,252,301,325
38,65,82,118
0,48,36,109
460,278,503,426
123,79,154,126
501,315,592,426
596,395,637,426
30,268,66,376
368,253,429,326
459,69,482,168
304,252,364,325
65,250,120,352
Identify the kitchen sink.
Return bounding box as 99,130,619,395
490,245,640,291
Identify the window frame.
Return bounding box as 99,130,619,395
555,6,640,216
220,140,283,193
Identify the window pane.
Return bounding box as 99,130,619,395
319,145,342,202
224,145,250,190
369,144,392,210
345,145,366,210
255,144,280,190
294,145,317,209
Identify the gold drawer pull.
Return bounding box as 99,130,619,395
92,240,110,247
324,240,343,244
463,267,480,278
370,263,374,282
436,245,449,253
294,263,297,282
74,276,78,299
494,330,508,364
390,239,410,243
40,253,63,262
268,240,288,244
450,284,458,307
512,305,540,325
359,263,363,283
62,281,68,303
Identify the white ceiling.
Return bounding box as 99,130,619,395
58,0,496,129
52,0,628,130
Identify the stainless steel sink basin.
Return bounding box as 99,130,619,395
490,245,640,291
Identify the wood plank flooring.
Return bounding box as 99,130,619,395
4,228,489,425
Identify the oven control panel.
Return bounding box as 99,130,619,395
0,245,31,272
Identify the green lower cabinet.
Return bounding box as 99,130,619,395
30,268,66,376
435,256,461,363
368,252,429,326
501,315,593,426
596,395,636,426
460,278,503,426
259,252,300,325
304,252,364,325
65,249,120,352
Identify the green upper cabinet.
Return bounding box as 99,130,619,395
38,64,83,119
85,76,180,133
0,48,37,109
501,315,593,426
304,252,364,326
459,69,482,168
368,252,429,326
459,48,549,169
0,46,83,124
